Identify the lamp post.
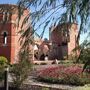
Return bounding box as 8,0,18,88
4,66,9,90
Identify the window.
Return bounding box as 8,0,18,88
3,32,8,45
3,11,10,22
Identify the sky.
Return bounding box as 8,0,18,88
0,0,56,40
0,0,18,4
0,0,50,39
0,0,88,43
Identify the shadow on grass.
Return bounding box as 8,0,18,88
0,87,20,90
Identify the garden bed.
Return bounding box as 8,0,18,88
0,79,89,90
36,64,90,86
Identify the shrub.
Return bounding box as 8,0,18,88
0,56,8,66
37,65,90,86
0,56,8,81
62,73,84,85
0,66,4,81
10,60,32,88
85,65,90,73
10,50,32,89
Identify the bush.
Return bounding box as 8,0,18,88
0,56,8,66
10,60,32,88
85,66,90,73
10,50,32,89
0,66,4,81
62,73,84,86
38,76,84,86
37,65,90,86
0,56,8,81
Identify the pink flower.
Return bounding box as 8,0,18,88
37,65,84,79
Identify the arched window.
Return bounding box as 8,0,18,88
3,11,10,22
3,32,8,45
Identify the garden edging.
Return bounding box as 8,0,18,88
23,77,90,90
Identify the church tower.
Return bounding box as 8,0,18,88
0,4,29,63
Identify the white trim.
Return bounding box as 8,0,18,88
1,31,8,35
1,31,8,45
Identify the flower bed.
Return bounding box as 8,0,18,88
36,65,90,86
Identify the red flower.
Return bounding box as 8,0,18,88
37,65,83,79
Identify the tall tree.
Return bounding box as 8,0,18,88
17,0,90,41
17,0,90,71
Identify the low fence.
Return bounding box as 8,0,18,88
33,60,73,65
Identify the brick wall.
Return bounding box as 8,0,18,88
49,23,78,60
0,4,29,63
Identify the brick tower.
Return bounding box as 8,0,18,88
0,4,29,63
49,23,78,60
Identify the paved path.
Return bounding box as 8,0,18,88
7,65,90,90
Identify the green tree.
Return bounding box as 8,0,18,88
0,56,8,81
75,39,90,72
17,0,90,71
10,49,32,89
17,0,90,41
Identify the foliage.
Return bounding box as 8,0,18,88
10,60,32,88
16,0,90,73
72,40,90,72
37,65,90,86
0,56,8,66
78,41,90,63
85,65,90,73
10,50,32,89
0,56,8,81
0,65,4,81
17,0,90,41
42,87,49,90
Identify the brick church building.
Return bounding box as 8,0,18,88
33,23,78,60
0,4,29,63
0,4,78,63
49,23,78,60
